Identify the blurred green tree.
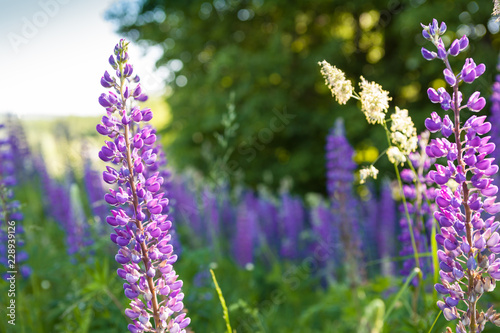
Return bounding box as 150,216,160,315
106,0,500,195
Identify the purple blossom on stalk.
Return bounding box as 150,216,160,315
378,180,396,276
361,182,378,261
398,133,436,283
326,119,356,196
5,115,33,180
279,192,305,260
490,66,500,194
201,188,220,249
83,149,109,224
325,118,363,284
34,147,93,259
234,192,258,267
310,200,337,281
422,19,500,332
220,191,236,240
41,170,94,260
97,39,189,333
0,125,31,278
169,177,202,246
142,133,182,254
256,196,280,256
68,183,95,257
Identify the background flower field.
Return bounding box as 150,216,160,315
3,0,500,332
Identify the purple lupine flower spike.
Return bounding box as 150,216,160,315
490,63,500,201
169,177,202,246
202,188,220,248
0,124,31,278
82,146,109,224
310,200,337,281
422,20,500,332
97,39,189,333
326,118,356,197
378,180,396,276
257,196,280,255
234,192,258,267
397,132,436,284
279,192,305,259
325,118,363,284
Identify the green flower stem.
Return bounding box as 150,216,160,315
210,269,232,333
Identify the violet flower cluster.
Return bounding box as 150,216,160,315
490,66,500,192
0,124,31,279
234,192,258,267
35,156,94,260
325,118,363,283
280,192,305,260
310,200,337,280
360,181,397,277
167,161,400,280
422,19,500,332
398,132,436,282
83,150,109,224
97,39,189,333
378,180,396,276
5,115,33,180
202,188,220,250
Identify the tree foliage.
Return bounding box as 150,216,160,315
106,0,500,195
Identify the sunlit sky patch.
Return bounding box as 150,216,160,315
0,0,165,118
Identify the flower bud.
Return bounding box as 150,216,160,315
421,47,437,61
448,39,460,56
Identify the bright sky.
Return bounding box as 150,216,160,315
0,0,166,118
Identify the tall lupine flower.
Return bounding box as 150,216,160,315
256,196,280,256
279,192,305,260
5,115,33,180
142,133,182,255
310,200,337,282
378,180,396,276
326,119,356,196
44,175,93,259
68,183,95,257
398,133,436,283
358,181,395,276
361,182,378,262
97,40,189,333
220,191,236,241
490,67,500,192
201,188,220,249
83,149,109,224
422,19,500,332
34,147,92,259
33,155,69,230
32,154,93,260
234,192,258,267
144,129,171,189
0,125,31,278
169,177,202,246
325,118,363,283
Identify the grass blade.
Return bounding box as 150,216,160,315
210,269,232,333
427,310,442,333
383,267,420,321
